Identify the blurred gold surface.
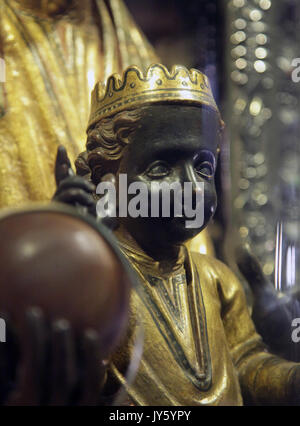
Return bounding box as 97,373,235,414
0,0,157,207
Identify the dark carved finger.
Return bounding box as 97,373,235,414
87,200,97,217
54,190,97,216
79,329,105,405
55,176,95,195
54,187,97,216
6,307,47,405
0,312,17,404
55,145,74,186
49,319,78,405
54,189,95,205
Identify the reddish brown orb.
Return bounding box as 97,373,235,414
0,206,132,356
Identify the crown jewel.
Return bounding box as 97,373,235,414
87,64,220,130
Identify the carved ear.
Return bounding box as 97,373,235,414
75,151,91,178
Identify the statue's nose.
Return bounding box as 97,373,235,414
182,163,202,188
182,163,204,208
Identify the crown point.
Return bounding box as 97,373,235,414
88,63,221,130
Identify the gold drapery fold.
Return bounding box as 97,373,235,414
0,0,158,208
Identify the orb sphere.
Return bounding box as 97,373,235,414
0,205,132,356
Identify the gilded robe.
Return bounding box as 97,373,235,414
109,231,299,406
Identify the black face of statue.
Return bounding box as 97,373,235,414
117,105,220,261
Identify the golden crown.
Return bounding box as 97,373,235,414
87,64,221,130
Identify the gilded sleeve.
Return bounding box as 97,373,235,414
213,259,300,405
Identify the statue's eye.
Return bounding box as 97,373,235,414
195,161,215,178
146,161,170,178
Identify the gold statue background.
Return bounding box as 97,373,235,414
0,0,157,207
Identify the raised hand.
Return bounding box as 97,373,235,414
236,244,300,361
53,145,96,217
1,308,105,406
